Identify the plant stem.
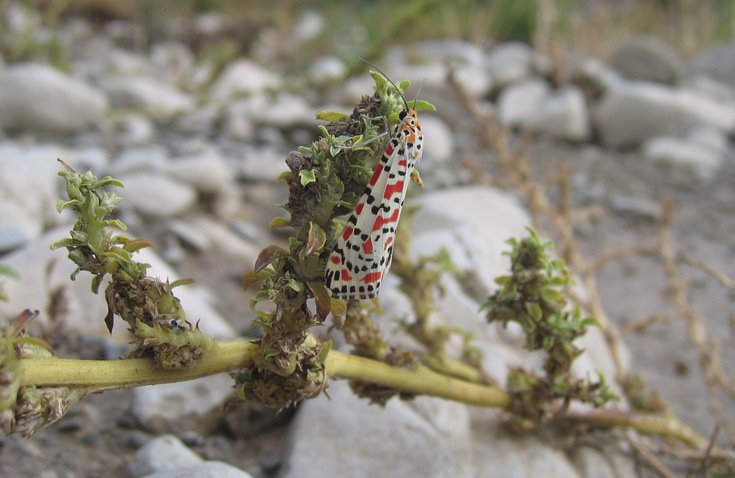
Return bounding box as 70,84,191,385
17,340,707,449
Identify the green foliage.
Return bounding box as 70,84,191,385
482,227,616,426
51,165,213,368
239,73,435,409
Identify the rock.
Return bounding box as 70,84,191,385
593,81,735,148
167,219,211,252
572,58,624,99
527,86,590,141
336,75,376,106
688,41,735,89
610,36,684,84
103,76,194,115
209,59,281,101
418,115,453,163
66,146,110,173
413,186,530,296
129,435,203,477
253,93,313,128
471,411,583,478
132,374,234,432
384,40,493,97
608,195,662,221
142,461,253,478
570,446,637,478
0,142,69,251
281,381,472,478
117,173,197,217
642,131,729,182
112,114,155,147
174,105,220,136
222,100,256,141
186,216,260,262
0,63,107,133
150,42,195,86
112,146,169,176
498,78,551,128
486,41,552,89
294,10,325,43
236,145,288,181
308,56,347,86
164,148,234,194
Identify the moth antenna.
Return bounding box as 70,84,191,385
411,80,426,110
356,56,410,111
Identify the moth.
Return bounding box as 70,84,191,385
325,71,424,300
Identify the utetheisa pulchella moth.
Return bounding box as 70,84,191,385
325,67,424,300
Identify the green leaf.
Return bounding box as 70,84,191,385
525,301,543,321
0,265,20,279
269,216,291,229
409,100,437,112
243,269,271,289
315,111,350,122
299,169,317,186
283,278,303,293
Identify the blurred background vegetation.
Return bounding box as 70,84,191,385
5,0,734,67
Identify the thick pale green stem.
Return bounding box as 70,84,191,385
16,339,707,449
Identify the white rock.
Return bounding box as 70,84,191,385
142,461,253,478
281,381,472,478
0,63,107,133
336,75,376,105
498,78,551,128
593,81,735,148
254,93,313,128
528,86,590,141
418,115,453,163
129,435,202,477
308,56,347,86
222,101,256,141
209,59,281,101
680,75,735,104
294,10,325,43
112,114,155,147
471,411,583,478
642,135,726,182
572,58,624,96
132,374,234,427
103,76,194,115
237,145,288,181
174,104,220,136
164,148,234,194
117,173,197,217
413,186,530,295
112,146,169,176
150,42,195,86
186,216,260,262
66,146,110,173
0,142,69,250
167,219,211,251
569,446,638,478
487,41,551,88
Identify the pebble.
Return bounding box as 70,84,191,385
528,86,590,141
308,56,347,86
129,434,203,477
141,461,253,478
418,115,454,163
0,63,107,133
498,77,551,128
209,59,281,101
486,41,551,89
117,173,197,217
610,35,684,84
688,40,735,89
103,76,194,115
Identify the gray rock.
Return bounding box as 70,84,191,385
150,42,195,86
308,56,347,86
254,93,313,128
112,146,169,175
281,381,472,478
486,41,552,88
419,115,453,163
498,78,551,128
689,41,735,89
572,58,624,98
0,63,107,133
186,216,260,262
132,374,234,431
642,132,728,182
117,173,196,217
593,81,735,148
471,411,583,478
209,59,281,101
610,36,684,84
570,446,637,478
112,114,155,147
142,461,252,478
129,435,202,477
174,105,220,136
336,75,376,106
66,146,110,173
104,76,194,115
237,145,288,181
167,219,211,252
165,148,234,194
528,86,590,141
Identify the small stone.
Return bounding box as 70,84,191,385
593,81,735,148
237,145,288,181
165,148,234,194
688,40,735,89
117,173,196,217
209,59,281,101
308,56,347,86
129,435,203,477
608,195,662,220
112,114,155,147
167,219,211,251
141,461,253,478
498,78,551,127
103,76,194,115
527,86,590,141
486,41,551,88
112,146,169,176
418,115,453,163
150,42,195,86
0,63,107,133
642,135,726,182
610,35,684,84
